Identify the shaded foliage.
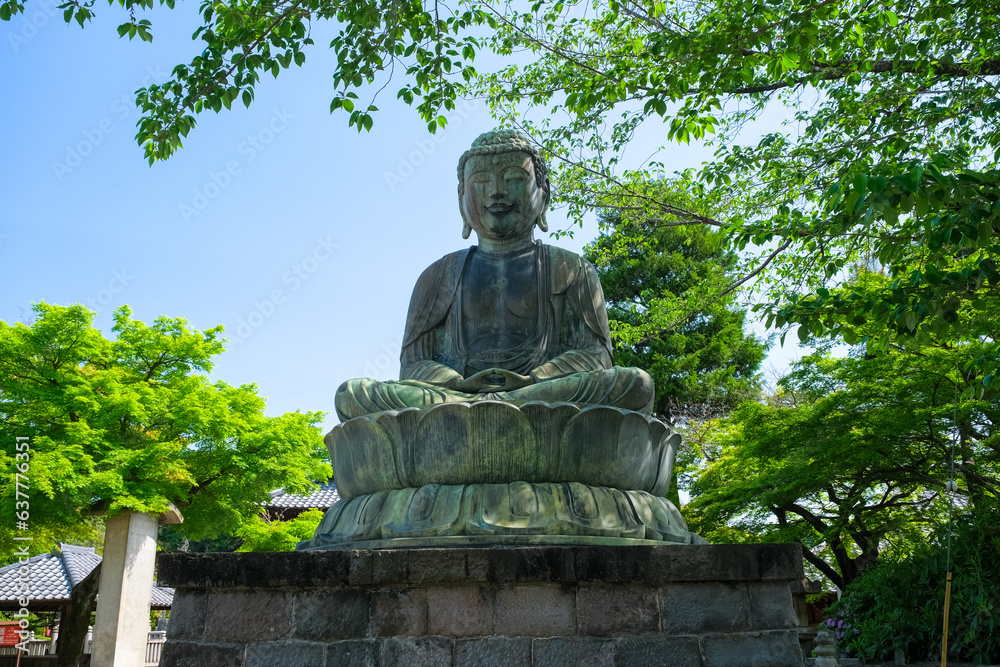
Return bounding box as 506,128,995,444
828,498,1000,664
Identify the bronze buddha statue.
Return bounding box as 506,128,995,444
300,129,701,550
335,129,654,420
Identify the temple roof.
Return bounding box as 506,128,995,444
266,480,340,511
0,544,173,610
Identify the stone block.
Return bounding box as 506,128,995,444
456,637,531,666
748,582,797,630
371,549,468,585
166,590,207,641
159,640,244,667
617,637,702,667
701,629,804,667
427,586,494,636
484,546,574,584
326,639,376,667
660,583,750,634
373,588,428,636
495,584,575,637
380,637,453,667
158,551,352,588
292,590,371,640
205,590,291,643
464,549,490,581
348,553,376,586
643,544,803,583
577,585,659,636
245,641,324,667
531,638,615,667
157,544,804,589
158,545,805,667
572,546,657,583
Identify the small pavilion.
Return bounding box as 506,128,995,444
0,544,172,658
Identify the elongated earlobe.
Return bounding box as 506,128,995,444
462,221,472,239
536,179,551,232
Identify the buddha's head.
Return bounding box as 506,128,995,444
457,129,550,241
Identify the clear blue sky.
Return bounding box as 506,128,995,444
1,5,803,433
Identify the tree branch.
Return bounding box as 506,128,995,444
801,544,844,590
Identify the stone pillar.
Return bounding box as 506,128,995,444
90,512,158,667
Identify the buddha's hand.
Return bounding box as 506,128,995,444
491,369,534,391
451,368,535,393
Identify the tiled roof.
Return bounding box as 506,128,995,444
150,583,174,608
0,544,173,609
61,544,102,588
266,480,340,510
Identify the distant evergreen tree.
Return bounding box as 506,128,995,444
584,213,767,426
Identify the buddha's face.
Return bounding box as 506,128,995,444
461,151,548,241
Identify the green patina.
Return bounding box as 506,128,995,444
299,130,703,550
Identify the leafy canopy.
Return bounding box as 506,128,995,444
477,0,1000,375
5,0,999,370
0,0,486,163
684,344,1000,589
0,303,330,564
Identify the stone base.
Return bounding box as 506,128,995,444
157,544,805,667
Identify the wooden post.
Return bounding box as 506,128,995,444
56,564,101,667
940,571,953,667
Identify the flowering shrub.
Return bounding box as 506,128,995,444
827,499,1000,664
824,612,861,658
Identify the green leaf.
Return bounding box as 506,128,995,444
979,223,993,243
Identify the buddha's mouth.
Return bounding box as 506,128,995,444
487,202,517,214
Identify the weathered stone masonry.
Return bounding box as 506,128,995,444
157,544,805,667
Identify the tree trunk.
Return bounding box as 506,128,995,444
57,562,100,667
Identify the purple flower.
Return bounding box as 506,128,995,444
838,620,845,629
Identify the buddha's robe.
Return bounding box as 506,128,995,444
335,243,654,421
